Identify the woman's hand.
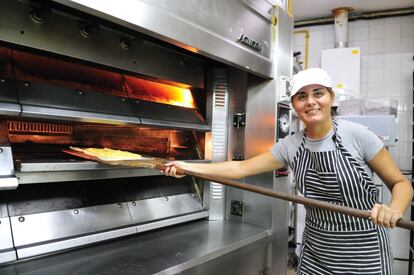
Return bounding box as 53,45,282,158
370,203,403,228
162,161,187,178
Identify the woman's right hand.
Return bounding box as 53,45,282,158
163,161,187,178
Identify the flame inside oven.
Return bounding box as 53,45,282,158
0,47,196,109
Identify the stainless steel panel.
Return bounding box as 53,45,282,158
0,220,270,275
140,118,210,131
11,203,133,247
53,0,273,78
17,226,137,260
0,217,16,264
208,69,229,220
0,0,204,88
0,251,16,265
0,78,21,116
134,100,206,126
158,227,271,275
18,161,126,172
19,159,211,173
17,160,211,184
21,105,140,125
0,146,18,190
180,237,269,275
0,177,18,190
0,103,21,117
226,68,248,222
242,6,292,275
270,8,292,275
128,193,204,224
15,169,161,184
18,81,138,117
0,147,14,176
0,78,18,103
137,211,208,233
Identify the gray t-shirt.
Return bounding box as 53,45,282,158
270,119,384,178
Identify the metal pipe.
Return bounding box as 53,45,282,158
287,0,293,17
295,7,414,28
293,30,309,69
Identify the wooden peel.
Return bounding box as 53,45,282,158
63,149,168,169
63,149,414,231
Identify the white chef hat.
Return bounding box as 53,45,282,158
289,68,333,97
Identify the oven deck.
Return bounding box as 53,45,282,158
0,220,270,275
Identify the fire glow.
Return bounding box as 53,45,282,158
125,77,196,109
1,47,197,109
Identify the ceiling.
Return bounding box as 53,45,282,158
292,0,414,21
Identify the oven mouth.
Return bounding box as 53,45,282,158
0,46,209,130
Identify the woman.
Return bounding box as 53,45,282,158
164,68,413,274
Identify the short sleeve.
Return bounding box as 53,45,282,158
270,134,298,166
350,123,384,162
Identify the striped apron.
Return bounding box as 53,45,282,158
293,120,394,275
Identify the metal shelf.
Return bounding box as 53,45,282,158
15,159,210,184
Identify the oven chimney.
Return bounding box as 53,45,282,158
332,7,353,48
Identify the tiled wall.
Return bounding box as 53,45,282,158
293,14,414,275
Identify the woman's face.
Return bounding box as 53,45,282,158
291,84,334,127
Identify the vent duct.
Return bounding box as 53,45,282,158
332,7,353,48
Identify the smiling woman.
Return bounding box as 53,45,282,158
163,67,413,275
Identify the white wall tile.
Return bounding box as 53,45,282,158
383,82,401,97
401,22,414,37
400,37,414,52
360,55,368,69
350,40,369,55
385,16,401,25
368,39,385,54
367,82,384,97
368,54,384,68
384,38,401,53
309,30,323,44
369,18,385,27
322,29,334,44
308,25,323,32
307,58,320,68
384,23,401,39
384,53,401,69
322,24,334,31
350,20,368,28
309,43,323,60
360,82,368,97
360,68,368,83
368,68,384,82
322,43,334,50
384,62,401,82
352,26,369,41
401,14,414,23
294,33,306,46
369,25,385,40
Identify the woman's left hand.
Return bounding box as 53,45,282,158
370,203,403,228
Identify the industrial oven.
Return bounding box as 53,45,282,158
0,1,293,274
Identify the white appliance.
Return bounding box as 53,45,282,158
322,48,361,103
336,115,396,146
